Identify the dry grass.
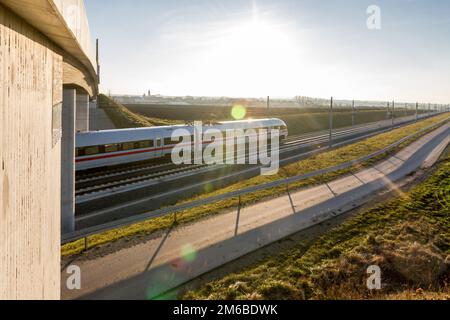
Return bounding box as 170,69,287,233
128,103,425,136
98,94,182,128
183,154,450,300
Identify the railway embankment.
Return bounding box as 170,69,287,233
98,94,182,128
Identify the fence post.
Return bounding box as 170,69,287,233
415,102,419,122
352,100,355,127
329,97,333,147
387,101,390,120
392,100,395,126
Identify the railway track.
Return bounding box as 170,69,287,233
75,114,423,201
74,112,443,228
76,164,205,196
76,117,389,183
75,125,367,194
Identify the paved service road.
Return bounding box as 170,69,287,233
62,122,450,300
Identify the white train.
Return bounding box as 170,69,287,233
76,118,288,171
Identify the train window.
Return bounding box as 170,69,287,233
164,137,182,146
75,148,80,157
156,138,161,147
84,146,100,156
77,148,86,157
105,144,119,153
122,142,135,151
181,136,193,144
139,140,153,149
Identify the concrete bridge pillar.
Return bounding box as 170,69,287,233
76,91,90,132
61,88,76,234
90,99,98,110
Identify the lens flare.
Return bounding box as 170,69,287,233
204,183,214,193
231,105,247,120
146,270,175,300
180,244,197,263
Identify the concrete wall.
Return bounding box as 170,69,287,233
76,91,89,132
0,3,61,300
61,89,76,234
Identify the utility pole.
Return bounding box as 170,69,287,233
267,96,270,110
387,101,390,120
352,100,355,127
392,100,395,126
415,102,418,122
329,97,333,147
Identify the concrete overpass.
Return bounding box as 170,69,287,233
0,0,97,299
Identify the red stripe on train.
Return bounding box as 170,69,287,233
75,141,215,163
75,133,285,164
76,146,174,163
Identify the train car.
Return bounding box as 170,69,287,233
76,118,288,171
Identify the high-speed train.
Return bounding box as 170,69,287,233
76,118,288,171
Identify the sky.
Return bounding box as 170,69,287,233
85,0,450,103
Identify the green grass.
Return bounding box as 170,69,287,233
281,110,419,135
61,113,450,257
183,153,450,300
98,94,182,128
127,103,426,136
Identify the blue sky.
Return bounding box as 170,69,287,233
85,0,450,103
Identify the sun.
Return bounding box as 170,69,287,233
221,18,296,63
197,17,301,97
185,2,312,98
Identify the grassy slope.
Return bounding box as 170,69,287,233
281,110,418,135
62,114,449,257
127,103,423,136
184,153,450,300
98,94,182,128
